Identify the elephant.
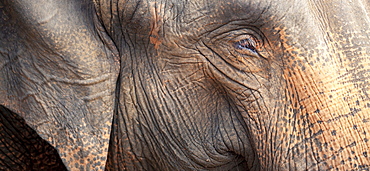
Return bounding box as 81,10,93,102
1,0,370,170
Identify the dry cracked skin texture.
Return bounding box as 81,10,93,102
1,0,370,170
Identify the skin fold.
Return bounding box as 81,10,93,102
1,0,370,170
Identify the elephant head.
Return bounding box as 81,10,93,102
1,0,370,170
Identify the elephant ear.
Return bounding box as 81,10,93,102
0,0,119,170
0,105,68,170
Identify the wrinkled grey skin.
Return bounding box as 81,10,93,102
1,0,370,170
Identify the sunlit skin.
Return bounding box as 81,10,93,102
1,0,370,170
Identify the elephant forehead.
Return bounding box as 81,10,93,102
98,0,370,35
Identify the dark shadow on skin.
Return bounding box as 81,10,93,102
0,105,67,171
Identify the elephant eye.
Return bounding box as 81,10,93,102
233,35,260,55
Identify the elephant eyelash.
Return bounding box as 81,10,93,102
235,38,257,52
232,34,261,57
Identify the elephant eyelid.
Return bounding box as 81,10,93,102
235,38,257,52
232,34,261,56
